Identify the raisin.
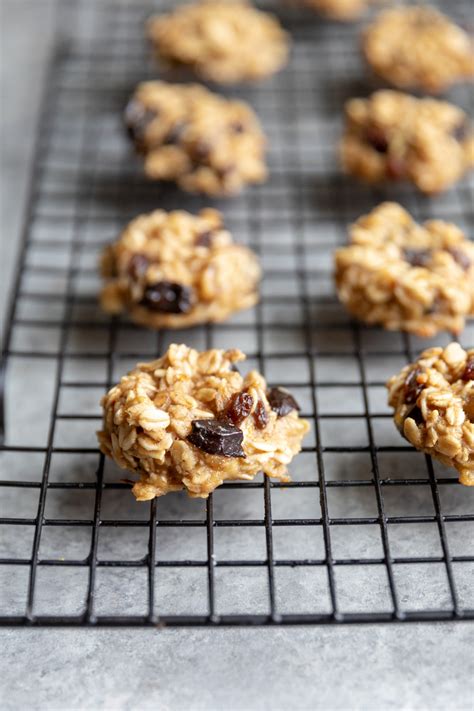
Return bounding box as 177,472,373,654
128,254,149,279
187,418,245,458
231,121,245,133
195,230,214,248
366,125,389,153
447,247,471,271
141,282,192,314
385,156,405,180
452,120,470,143
218,165,235,178
403,248,432,268
405,404,424,426
404,367,425,405
461,358,474,382
124,100,156,148
267,387,300,417
193,140,211,160
225,392,254,426
163,121,187,145
253,400,269,430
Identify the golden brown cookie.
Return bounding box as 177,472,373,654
100,208,261,329
125,81,267,196
297,0,372,21
340,90,474,194
148,0,289,84
387,343,474,486
98,344,310,499
334,203,474,337
363,6,474,93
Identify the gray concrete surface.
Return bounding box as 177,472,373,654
1,2,474,710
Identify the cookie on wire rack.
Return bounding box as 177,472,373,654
363,5,474,93
334,202,474,338
296,0,373,21
100,208,261,329
125,81,267,196
340,90,474,194
98,344,310,500
387,343,474,486
147,0,289,84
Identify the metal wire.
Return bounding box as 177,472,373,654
0,0,473,627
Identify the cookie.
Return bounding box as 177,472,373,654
98,344,310,499
334,202,474,337
363,6,474,93
100,208,261,329
387,343,474,486
340,90,474,194
298,0,371,21
125,81,267,196
147,0,289,84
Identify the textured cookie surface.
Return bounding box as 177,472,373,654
298,0,371,21
148,0,289,84
125,81,267,195
387,343,474,486
340,90,474,194
98,344,310,499
363,6,474,92
100,208,261,329
335,202,474,337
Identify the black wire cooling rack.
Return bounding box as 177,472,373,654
1,0,473,627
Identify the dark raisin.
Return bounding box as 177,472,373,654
187,418,245,458
195,230,214,248
403,248,432,268
425,295,442,315
366,125,389,153
218,165,235,178
447,247,471,271
385,156,405,180
163,121,187,145
128,254,149,279
141,282,192,314
225,392,254,426
124,100,156,147
193,140,211,160
404,367,425,405
452,120,471,143
231,121,245,133
253,400,269,430
461,358,474,382
405,404,424,426
267,387,300,417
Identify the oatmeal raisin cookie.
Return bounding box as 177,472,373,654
125,81,267,196
298,0,372,21
340,90,474,194
363,6,474,93
387,343,474,486
98,344,310,499
147,0,289,84
100,208,260,329
334,203,474,337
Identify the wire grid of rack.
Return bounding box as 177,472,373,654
1,0,473,627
